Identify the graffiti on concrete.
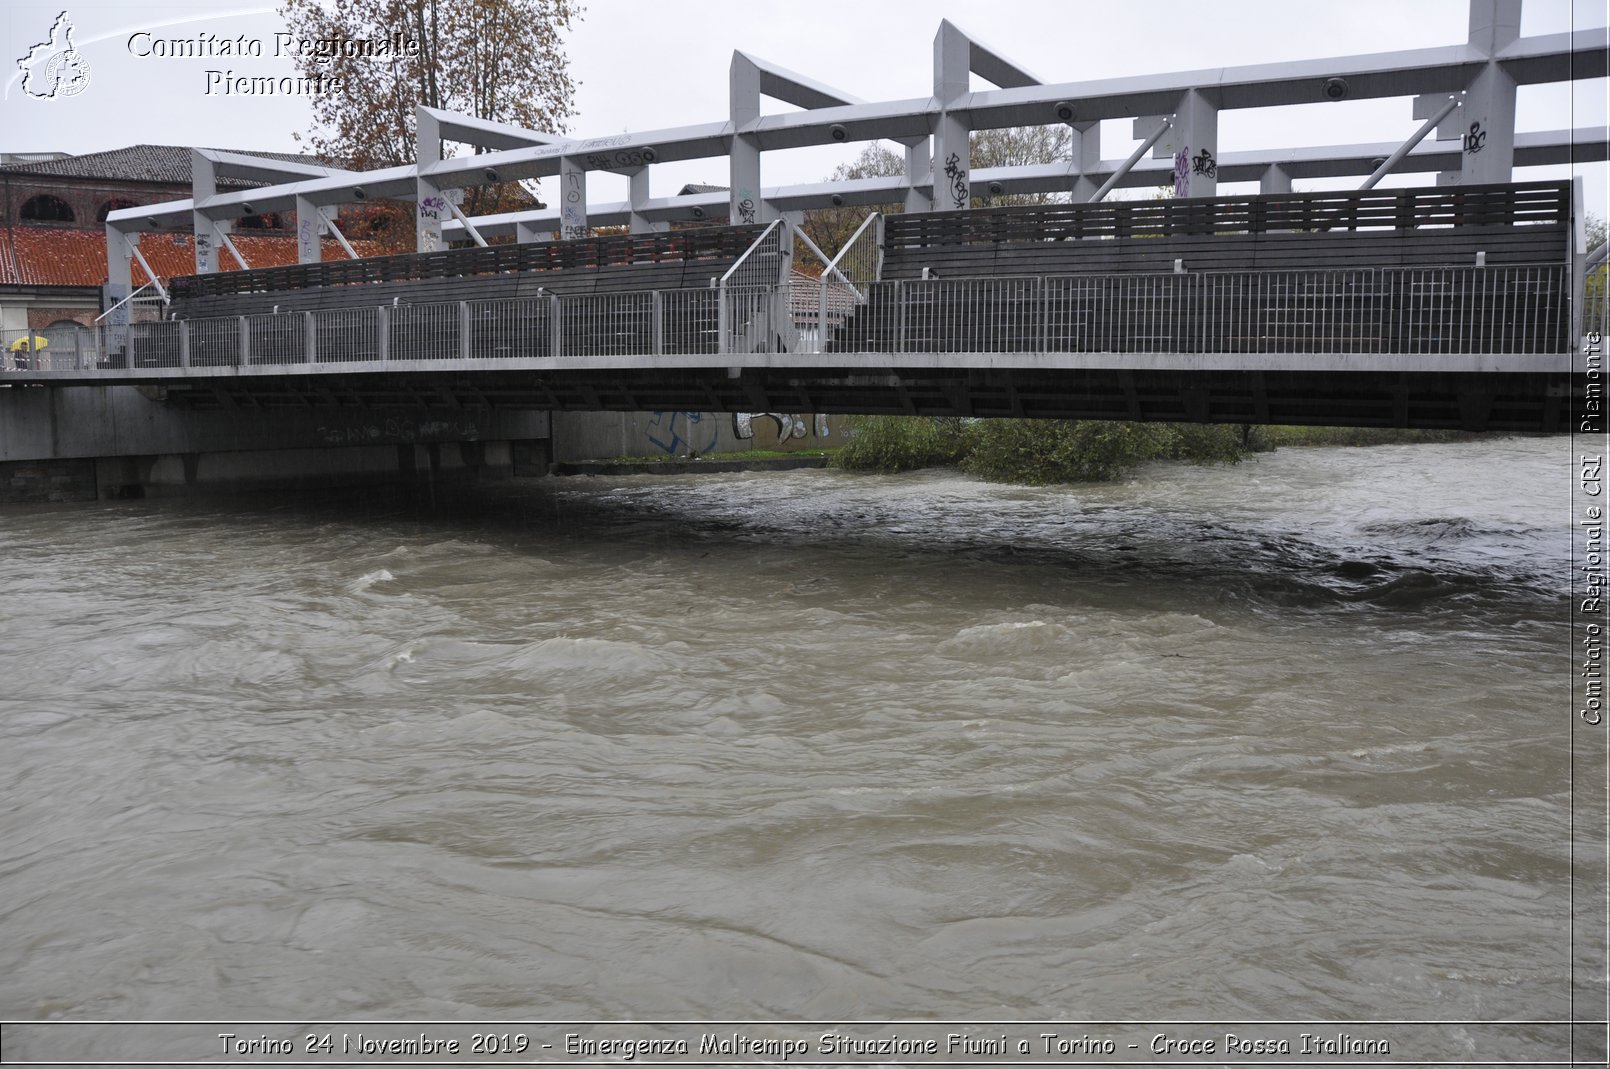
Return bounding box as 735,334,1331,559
646,410,720,455
733,412,833,445
314,418,482,446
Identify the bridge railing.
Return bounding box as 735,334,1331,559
0,263,1578,376
1,284,786,372
826,264,1571,356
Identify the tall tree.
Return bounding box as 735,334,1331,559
279,0,580,219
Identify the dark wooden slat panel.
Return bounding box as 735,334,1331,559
168,222,770,301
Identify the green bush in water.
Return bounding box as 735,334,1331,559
831,415,968,473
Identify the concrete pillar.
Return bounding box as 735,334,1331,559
190,151,220,274
1171,88,1219,198
559,156,588,240
628,167,666,234
729,54,764,225
1260,164,1293,194
1070,121,1100,202
416,107,445,253
933,21,971,211
515,221,544,245
294,195,321,265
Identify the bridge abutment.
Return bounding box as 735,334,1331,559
0,384,550,502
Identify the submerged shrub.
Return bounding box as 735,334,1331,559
831,415,968,472
1256,425,1476,447
961,419,1176,483
834,416,1258,483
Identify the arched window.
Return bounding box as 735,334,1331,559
20,194,74,223
41,318,86,348
97,197,139,222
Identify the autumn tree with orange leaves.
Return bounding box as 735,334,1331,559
280,0,581,241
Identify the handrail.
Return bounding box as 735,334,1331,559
821,211,881,290
8,262,1573,377
791,226,847,286
719,218,785,286
94,281,159,322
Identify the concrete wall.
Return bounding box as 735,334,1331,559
0,386,846,498
550,410,847,461
0,385,548,462
0,384,549,499
3,457,97,502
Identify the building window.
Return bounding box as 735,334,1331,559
97,197,139,222
20,194,75,223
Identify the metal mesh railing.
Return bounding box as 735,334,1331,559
660,288,721,354
559,291,655,356
312,307,381,362
719,221,793,354
1,265,1579,378
2,326,102,370
388,302,459,362
468,298,550,359
247,313,303,365
129,321,183,368
828,264,1570,355
1585,276,1610,339
187,317,239,367
720,285,788,355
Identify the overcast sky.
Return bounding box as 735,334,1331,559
1,0,1605,216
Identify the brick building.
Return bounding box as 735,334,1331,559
0,144,381,341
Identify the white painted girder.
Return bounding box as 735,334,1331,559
104,20,1605,240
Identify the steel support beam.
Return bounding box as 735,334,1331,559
730,54,767,224
1460,0,1521,185
416,108,446,253
933,20,972,211
294,195,321,265
628,167,665,234
1171,89,1219,198
559,156,587,240
190,151,222,274
1070,121,1101,202
1260,163,1293,193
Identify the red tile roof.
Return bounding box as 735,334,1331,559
0,228,385,289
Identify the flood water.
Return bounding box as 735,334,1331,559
0,435,1599,1064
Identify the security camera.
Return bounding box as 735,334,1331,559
987,181,1004,196
829,124,848,142
1054,101,1075,122
483,168,500,182
1370,157,1388,172
240,202,255,216
830,194,845,207
146,216,161,229
1323,77,1349,101
691,206,707,220
351,186,368,201
641,147,658,163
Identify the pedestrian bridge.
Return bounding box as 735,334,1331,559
10,181,1589,433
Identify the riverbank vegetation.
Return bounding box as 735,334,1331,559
830,415,1479,484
